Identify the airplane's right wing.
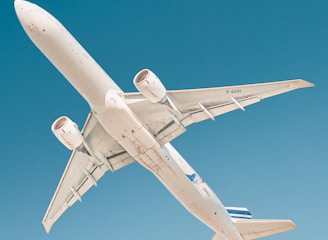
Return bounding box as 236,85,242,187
125,79,314,145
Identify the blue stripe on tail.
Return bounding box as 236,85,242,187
225,207,252,219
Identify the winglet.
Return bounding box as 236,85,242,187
296,79,315,88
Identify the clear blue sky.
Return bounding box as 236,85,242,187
1,0,327,239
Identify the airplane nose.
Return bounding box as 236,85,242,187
14,0,28,17
14,0,23,9
14,0,50,39
14,0,34,27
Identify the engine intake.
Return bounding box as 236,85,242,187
133,69,167,103
52,116,83,150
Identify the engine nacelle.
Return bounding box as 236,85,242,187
52,116,83,150
133,69,167,103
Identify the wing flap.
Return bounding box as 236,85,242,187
183,96,261,124
233,219,296,240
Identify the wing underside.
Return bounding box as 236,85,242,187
124,79,313,145
42,112,134,233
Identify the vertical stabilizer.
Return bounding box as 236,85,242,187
225,207,252,220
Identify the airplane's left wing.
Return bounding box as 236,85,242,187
125,79,313,145
42,112,134,233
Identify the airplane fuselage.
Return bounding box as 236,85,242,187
15,1,243,239
17,1,309,239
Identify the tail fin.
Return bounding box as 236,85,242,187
225,207,252,220
233,219,296,239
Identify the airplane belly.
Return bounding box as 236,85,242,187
96,90,168,170
96,91,242,239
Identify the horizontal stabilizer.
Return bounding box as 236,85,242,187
233,219,296,240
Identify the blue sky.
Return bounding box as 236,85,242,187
1,0,327,239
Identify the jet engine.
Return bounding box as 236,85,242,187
52,116,83,150
133,69,167,103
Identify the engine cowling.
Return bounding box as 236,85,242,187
52,116,83,150
133,69,167,103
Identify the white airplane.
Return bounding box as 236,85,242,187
15,1,313,239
